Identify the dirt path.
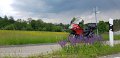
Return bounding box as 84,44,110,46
0,43,61,57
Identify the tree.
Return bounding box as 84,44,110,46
0,16,10,29
9,16,15,23
114,19,120,31
4,15,8,20
3,24,15,30
30,20,37,30
0,15,71,32
98,21,108,34
0,17,2,20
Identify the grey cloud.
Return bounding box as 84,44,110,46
12,0,52,13
11,0,120,24
12,0,120,13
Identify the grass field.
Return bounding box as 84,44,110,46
0,30,120,45
0,30,68,45
101,33,120,40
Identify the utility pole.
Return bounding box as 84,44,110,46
94,7,99,35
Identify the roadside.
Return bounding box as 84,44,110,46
114,31,120,35
103,40,120,45
0,40,120,58
0,43,61,57
99,53,120,58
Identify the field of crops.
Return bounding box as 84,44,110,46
0,30,68,45
0,30,120,45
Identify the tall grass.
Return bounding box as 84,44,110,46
31,43,120,58
0,30,68,45
0,30,120,45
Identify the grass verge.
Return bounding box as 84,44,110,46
29,43,120,58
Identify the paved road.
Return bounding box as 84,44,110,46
0,43,61,57
99,53,120,58
114,31,120,35
0,40,120,57
103,40,120,45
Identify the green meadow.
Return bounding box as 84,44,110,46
0,30,120,58
0,30,68,45
0,30,120,45
101,33,120,40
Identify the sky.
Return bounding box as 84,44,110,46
0,0,120,24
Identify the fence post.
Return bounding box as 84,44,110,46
109,18,114,47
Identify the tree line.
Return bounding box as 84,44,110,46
92,19,120,33
0,16,69,32
113,19,120,31
0,15,119,33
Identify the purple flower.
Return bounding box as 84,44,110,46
58,40,67,47
58,34,103,47
68,35,84,44
84,37,89,43
68,37,76,45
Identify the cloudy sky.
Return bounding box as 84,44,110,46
0,0,120,24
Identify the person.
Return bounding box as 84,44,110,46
69,17,84,36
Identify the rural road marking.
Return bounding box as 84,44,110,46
0,43,61,57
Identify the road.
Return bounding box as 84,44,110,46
99,53,120,58
0,43,61,57
114,31,120,35
0,40,120,58
103,40,120,45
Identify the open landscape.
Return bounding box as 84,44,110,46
29,43,120,58
0,30,120,58
0,30,68,45
0,0,120,58
0,30,120,46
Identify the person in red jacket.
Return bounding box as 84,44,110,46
69,17,84,36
